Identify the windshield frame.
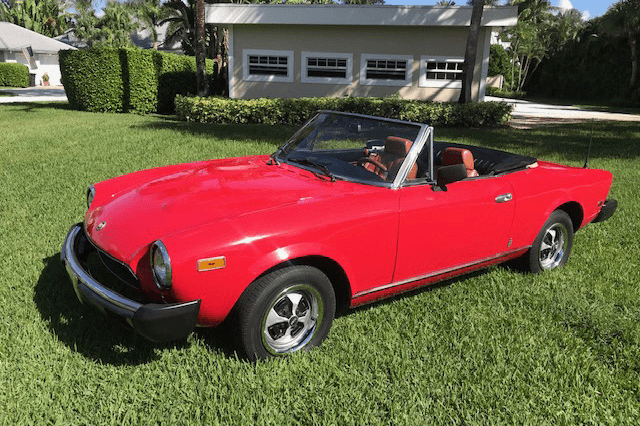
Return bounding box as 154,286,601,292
274,110,432,189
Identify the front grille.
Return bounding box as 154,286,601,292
84,231,140,289
96,250,140,289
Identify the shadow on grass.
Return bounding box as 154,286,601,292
35,252,506,363
1,101,73,112
34,254,239,365
136,117,297,146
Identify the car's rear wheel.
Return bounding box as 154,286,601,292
526,210,574,273
235,266,336,361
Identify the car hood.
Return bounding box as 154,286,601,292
85,156,344,263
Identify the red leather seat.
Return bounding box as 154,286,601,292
363,136,418,181
442,147,479,178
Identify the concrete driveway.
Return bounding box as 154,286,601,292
0,86,68,103
486,96,640,128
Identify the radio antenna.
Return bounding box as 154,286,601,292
583,119,594,168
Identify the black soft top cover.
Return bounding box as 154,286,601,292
434,141,537,175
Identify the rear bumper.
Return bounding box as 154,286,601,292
61,224,200,342
593,199,618,223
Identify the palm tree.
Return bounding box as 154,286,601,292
134,0,170,50
458,0,485,103
95,1,139,48
71,0,98,47
601,0,640,89
161,0,196,54
194,0,208,96
0,0,72,37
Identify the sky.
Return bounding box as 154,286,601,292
382,1,617,20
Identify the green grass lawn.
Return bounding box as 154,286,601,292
1,102,639,425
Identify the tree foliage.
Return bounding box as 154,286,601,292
488,44,509,77
131,0,172,50
161,0,196,55
0,0,71,37
600,0,640,89
498,0,583,92
524,2,639,105
95,1,140,48
70,0,139,48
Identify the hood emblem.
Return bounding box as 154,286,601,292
96,221,107,231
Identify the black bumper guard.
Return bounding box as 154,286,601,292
61,224,201,342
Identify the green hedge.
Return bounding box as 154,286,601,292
0,63,30,87
60,48,125,112
175,96,513,128
60,47,219,114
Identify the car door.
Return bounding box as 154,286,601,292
393,176,516,283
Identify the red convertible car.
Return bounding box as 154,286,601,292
62,111,616,360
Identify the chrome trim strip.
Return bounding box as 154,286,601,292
391,124,432,189
353,246,531,299
62,225,141,315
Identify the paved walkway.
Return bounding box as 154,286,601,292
0,86,68,103
486,96,640,129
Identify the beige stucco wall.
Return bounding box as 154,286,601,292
230,24,488,101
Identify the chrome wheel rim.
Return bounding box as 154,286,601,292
539,223,568,270
261,284,323,355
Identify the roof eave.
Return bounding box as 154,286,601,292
205,4,518,27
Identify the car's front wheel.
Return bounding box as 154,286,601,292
235,266,336,361
526,209,574,273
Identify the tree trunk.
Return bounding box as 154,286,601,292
195,0,209,97
630,31,638,89
458,0,485,104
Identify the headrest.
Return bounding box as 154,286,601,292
443,147,475,172
385,136,413,156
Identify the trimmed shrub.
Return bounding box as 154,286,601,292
0,63,30,87
175,96,513,128
60,48,125,112
60,47,219,114
488,45,510,77
122,49,158,114
154,52,215,113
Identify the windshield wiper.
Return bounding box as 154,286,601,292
287,157,337,182
267,148,284,165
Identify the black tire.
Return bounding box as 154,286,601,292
234,266,336,361
525,209,574,273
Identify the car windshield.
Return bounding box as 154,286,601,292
276,111,424,186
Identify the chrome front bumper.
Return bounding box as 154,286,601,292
61,224,200,342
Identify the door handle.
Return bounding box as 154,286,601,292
495,193,513,203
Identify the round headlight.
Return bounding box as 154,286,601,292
151,241,172,290
87,185,96,209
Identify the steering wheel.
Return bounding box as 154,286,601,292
357,157,388,174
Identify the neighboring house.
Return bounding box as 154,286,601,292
205,4,518,102
0,22,76,86
54,29,89,50
131,22,183,54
